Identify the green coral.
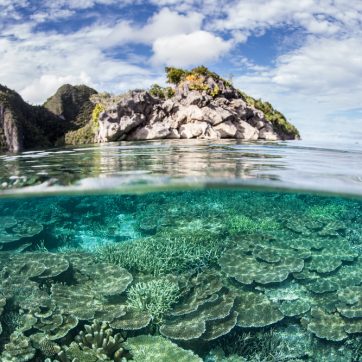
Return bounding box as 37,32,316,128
305,203,348,221
126,278,180,323
96,229,224,275
124,335,202,362
228,215,279,235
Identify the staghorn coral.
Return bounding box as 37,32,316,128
126,278,180,323
214,328,297,362
1,190,362,360
228,215,279,236
96,229,223,275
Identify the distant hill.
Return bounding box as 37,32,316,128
0,67,299,153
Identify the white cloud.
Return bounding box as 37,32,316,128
232,33,362,140
0,7,206,104
150,0,229,13
21,73,92,103
272,36,362,98
104,8,203,46
151,30,232,67
0,23,151,104
212,0,362,40
2,0,362,143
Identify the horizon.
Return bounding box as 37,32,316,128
1,1,362,142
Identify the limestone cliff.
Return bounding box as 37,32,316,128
93,67,299,143
44,84,97,128
0,67,300,152
0,85,66,152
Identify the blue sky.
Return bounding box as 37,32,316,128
1,0,362,141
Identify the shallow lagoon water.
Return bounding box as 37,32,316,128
0,140,362,361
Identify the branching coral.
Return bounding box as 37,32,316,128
96,230,223,275
75,321,126,361
126,278,180,323
227,215,279,236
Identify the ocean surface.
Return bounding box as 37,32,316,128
0,139,361,361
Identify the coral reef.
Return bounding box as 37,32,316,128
0,189,361,360
96,229,224,275
126,277,180,323
124,335,202,362
1,331,35,361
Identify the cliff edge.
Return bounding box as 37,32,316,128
0,66,299,152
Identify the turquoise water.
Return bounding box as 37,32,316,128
0,140,362,361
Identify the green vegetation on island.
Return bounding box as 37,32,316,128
0,66,300,152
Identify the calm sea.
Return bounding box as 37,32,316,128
0,139,361,361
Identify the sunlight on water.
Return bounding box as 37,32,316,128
1,140,362,197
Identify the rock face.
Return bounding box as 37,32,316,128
44,84,97,128
0,84,98,152
0,68,300,152
94,81,295,143
0,85,68,152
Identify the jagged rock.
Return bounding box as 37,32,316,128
162,99,177,113
235,120,259,140
182,91,209,107
215,121,238,138
99,114,145,142
179,122,209,139
94,68,298,142
259,126,279,141
128,122,171,140
0,85,68,152
0,67,299,152
43,84,97,127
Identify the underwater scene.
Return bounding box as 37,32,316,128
0,189,361,361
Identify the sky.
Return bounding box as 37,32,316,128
1,0,362,141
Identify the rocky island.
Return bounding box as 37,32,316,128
0,66,299,153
